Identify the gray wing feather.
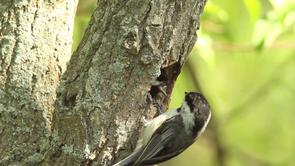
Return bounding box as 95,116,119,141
112,148,142,166
132,127,174,165
114,115,188,166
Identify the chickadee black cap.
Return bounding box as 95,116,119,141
184,92,211,138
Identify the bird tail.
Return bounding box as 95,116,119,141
112,149,141,166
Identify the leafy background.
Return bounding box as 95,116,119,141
74,0,295,165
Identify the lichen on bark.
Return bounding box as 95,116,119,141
0,0,78,164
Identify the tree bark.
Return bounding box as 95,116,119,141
0,0,78,165
0,0,207,165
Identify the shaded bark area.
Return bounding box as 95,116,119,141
0,0,77,164
46,0,207,165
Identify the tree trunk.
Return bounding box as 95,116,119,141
0,0,78,164
0,0,207,165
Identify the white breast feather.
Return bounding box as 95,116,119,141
136,109,178,149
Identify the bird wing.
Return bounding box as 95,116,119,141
134,127,173,163
132,115,189,166
112,148,142,166
112,128,173,166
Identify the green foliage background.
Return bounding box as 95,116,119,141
74,1,295,165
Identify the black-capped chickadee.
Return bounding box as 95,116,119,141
113,92,211,166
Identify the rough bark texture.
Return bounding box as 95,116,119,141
0,0,78,164
46,0,207,165
0,0,207,165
